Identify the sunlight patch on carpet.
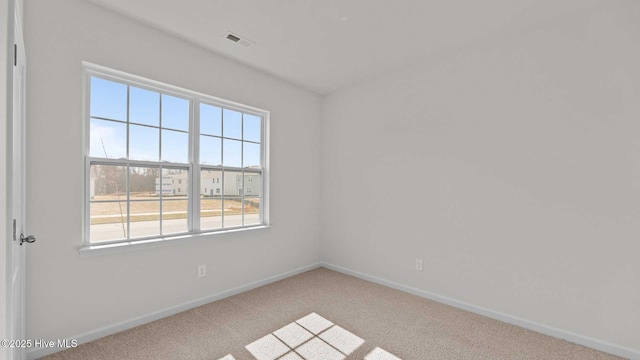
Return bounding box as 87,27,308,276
279,352,304,360
296,337,345,360
318,325,365,355
273,322,314,348
364,347,402,360
236,312,401,360
245,334,289,360
296,312,334,334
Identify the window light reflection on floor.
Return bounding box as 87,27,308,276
218,312,401,360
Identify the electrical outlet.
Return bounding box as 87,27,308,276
415,259,423,272
197,265,206,278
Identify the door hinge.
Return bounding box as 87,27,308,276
13,219,16,241
14,44,17,66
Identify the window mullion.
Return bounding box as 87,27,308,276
221,108,225,229
159,94,164,235
260,115,266,225
241,113,245,226
84,72,91,246
190,99,200,232
126,85,131,239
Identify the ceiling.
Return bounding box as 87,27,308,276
84,0,602,95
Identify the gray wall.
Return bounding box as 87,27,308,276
321,2,640,353
24,0,321,342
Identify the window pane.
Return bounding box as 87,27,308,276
161,168,189,197
162,129,189,164
129,201,160,238
223,197,242,228
201,169,222,230
243,142,261,168
90,164,127,199
162,199,188,234
129,124,159,161
128,168,161,238
243,198,261,226
222,172,248,228
200,103,221,136
223,139,242,167
243,114,261,142
90,76,127,121
200,135,221,165
243,172,261,197
90,201,127,242
200,169,222,197
90,118,126,159
201,199,222,230
157,174,171,196
223,108,242,139
162,94,189,131
129,86,159,126
130,166,159,195
223,170,243,196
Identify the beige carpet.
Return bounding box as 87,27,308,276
42,268,623,360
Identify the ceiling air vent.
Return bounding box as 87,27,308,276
226,32,255,48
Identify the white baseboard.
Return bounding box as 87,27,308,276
321,262,639,360
27,262,321,360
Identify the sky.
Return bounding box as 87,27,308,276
89,76,261,167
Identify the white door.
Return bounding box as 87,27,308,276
7,7,31,360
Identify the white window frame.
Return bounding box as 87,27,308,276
82,62,270,249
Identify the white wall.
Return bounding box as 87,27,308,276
321,1,640,354
24,0,321,344
1,0,9,359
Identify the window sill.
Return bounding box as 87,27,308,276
78,225,270,258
